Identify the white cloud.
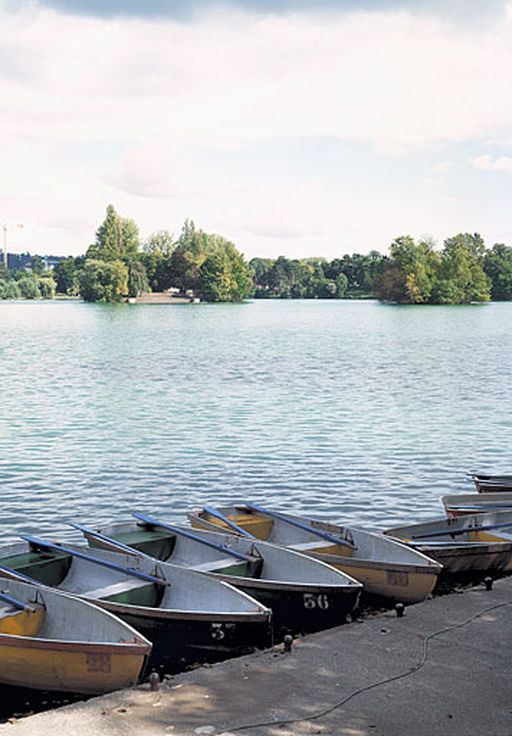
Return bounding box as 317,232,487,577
0,3,511,255
472,154,512,172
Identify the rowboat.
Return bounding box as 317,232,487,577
187,504,442,604
83,514,363,637
442,493,512,518
0,578,151,694
0,536,272,669
383,511,512,577
468,473,512,493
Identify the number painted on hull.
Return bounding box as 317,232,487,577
86,653,111,673
387,571,409,587
303,593,330,610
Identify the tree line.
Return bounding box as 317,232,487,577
250,234,512,303
1,205,512,304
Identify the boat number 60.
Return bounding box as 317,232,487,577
303,593,329,610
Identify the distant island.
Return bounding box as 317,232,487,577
1,205,512,304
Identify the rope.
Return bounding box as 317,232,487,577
225,597,512,733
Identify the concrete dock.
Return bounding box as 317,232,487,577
2,576,512,736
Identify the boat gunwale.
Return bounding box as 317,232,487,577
0,633,149,654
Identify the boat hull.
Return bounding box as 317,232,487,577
0,636,147,694
303,554,438,604
94,602,272,670
214,577,360,637
409,543,512,576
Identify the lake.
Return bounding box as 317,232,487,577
0,299,511,544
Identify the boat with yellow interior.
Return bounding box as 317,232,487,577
0,578,151,694
187,504,442,604
383,510,512,576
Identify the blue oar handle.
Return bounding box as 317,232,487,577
0,590,37,612
132,513,255,562
203,506,255,539
411,520,512,540
70,523,154,558
0,564,40,585
408,541,495,547
21,535,168,586
245,503,355,549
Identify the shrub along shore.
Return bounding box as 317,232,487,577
1,206,512,304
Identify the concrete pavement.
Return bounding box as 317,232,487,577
2,576,511,736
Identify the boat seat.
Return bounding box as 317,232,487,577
288,541,331,552
190,557,242,573
78,579,149,600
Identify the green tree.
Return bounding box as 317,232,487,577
484,243,512,300
79,259,128,302
169,220,213,293
31,255,45,274
86,205,140,262
0,280,21,299
199,239,253,302
335,272,349,298
127,260,149,298
18,275,41,299
53,257,81,295
141,231,175,291
39,276,57,299
376,236,438,303
432,233,490,304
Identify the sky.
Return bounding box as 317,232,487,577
1,0,512,259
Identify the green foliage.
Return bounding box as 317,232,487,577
127,260,149,298
18,275,41,299
377,233,490,304
484,244,512,300
31,255,45,274
0,280,21,299
250,252,383,299
86,205,140,263
79,259,128,302
53,257,82,295
434,234,490,304
39,276,57,299
144,230,175,256
199,239,253,302
169,220,213,292
140,231,176,291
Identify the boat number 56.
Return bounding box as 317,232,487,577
303,593,329,610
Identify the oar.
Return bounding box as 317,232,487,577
0,590,37,613
69,523,155,558
203,506,255,539
410,521,512,540
0,564,41,585
407,541,496,547
245,503,355,550
21,535,169,586
132,513,256,562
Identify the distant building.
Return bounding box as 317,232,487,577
1,251,70,271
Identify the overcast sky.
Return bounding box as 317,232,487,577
1,0,511,258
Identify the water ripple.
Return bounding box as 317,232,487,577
0,300,511,542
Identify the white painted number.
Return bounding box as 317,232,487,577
303,593,330,610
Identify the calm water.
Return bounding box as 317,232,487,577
0,299,511,544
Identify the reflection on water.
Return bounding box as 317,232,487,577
0,299,511,544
